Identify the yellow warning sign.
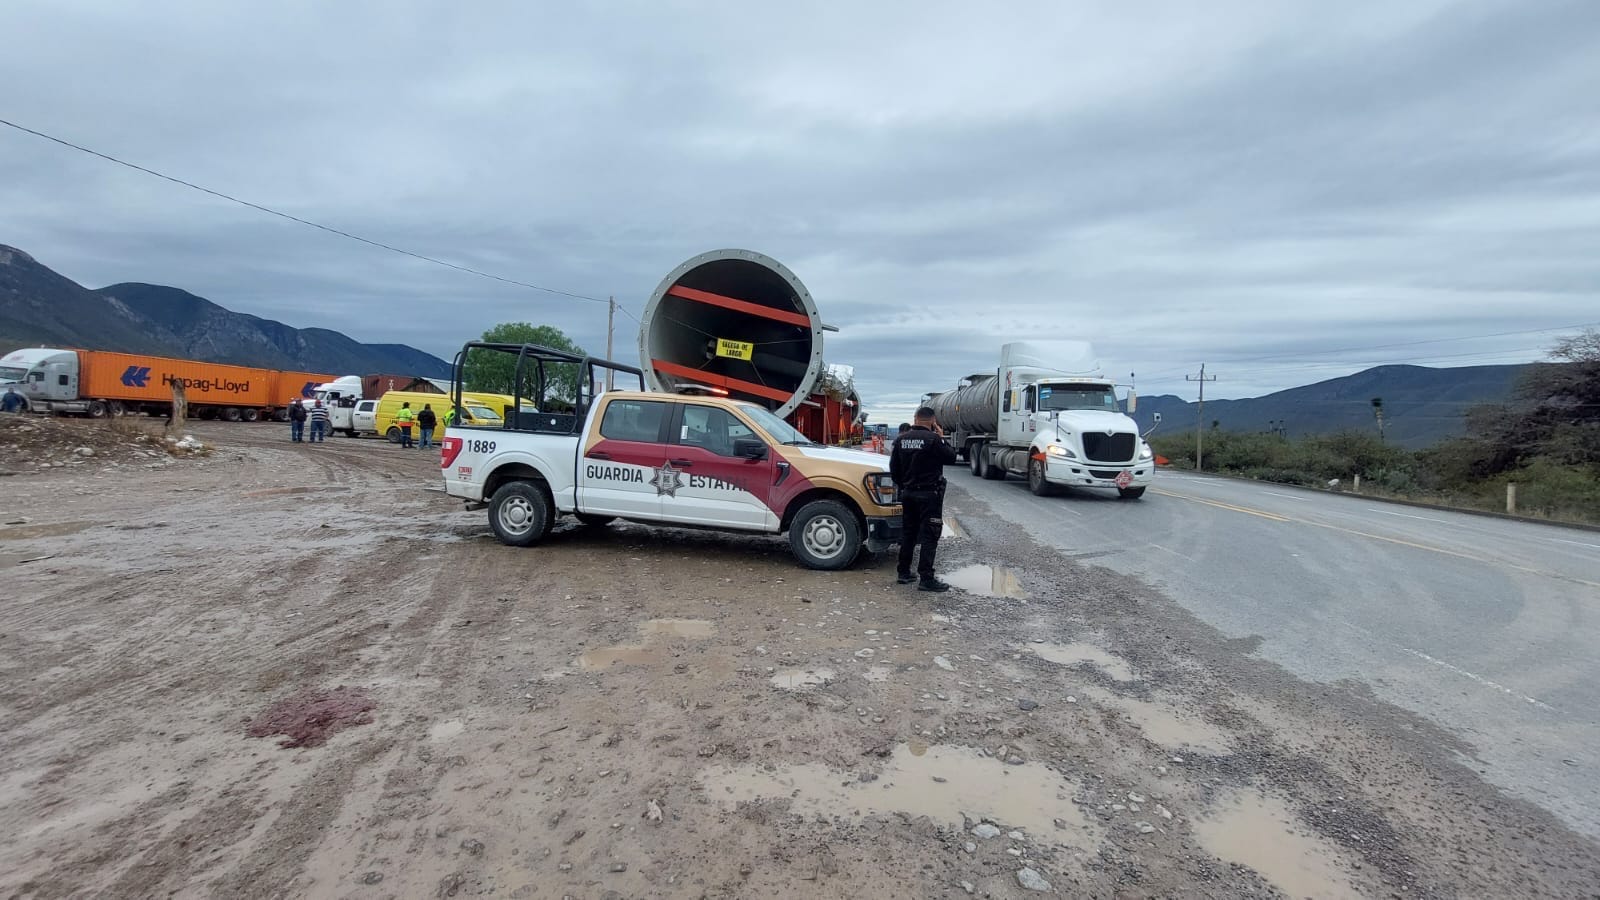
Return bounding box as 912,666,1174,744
715,338,754,361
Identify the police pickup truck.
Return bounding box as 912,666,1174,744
440,342,902,570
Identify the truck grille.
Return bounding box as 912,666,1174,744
1089,469,1122,480
1083,432,1136,462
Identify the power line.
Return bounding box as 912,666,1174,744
0,116,614,306
1138,321,1600,380
1186,363,1218,471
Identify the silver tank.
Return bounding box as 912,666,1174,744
928,374,999,435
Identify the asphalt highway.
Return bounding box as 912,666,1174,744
947,467,1600,839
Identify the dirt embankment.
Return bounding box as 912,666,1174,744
1,421,1596,898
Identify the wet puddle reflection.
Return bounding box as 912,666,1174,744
1023,642,1136,681
944,565,1029,599
578,618,717,670
1195,789,1360,900
702,742,1094,843
770,668,835,691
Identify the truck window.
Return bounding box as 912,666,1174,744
676,405,753,457
600,399,668,443
58,374,69,386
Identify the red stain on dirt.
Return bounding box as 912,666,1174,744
245,686,376,748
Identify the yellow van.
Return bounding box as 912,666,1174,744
374,390,501,442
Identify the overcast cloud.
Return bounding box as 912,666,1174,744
3,0,1598,423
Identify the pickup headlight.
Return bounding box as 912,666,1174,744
864,472,899,506
1139,443,1154,460
1046,444,1076,459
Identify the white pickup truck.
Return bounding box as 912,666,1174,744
440,342,903,570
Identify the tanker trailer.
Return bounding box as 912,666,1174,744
923,341,1159,499
638,249,826,419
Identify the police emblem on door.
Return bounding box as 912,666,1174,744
651,462,684,498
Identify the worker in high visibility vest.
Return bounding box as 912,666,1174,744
395,402,417,449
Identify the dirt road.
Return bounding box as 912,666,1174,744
2,417,1597,898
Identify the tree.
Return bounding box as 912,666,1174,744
1461,328,1600,474
463,323,587,405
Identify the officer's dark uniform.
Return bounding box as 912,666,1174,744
890,423,958,585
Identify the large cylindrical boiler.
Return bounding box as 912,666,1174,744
638,249,825,418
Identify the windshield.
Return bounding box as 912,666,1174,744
463,404,502,423
1038,382,1119,412
736,402,809,445
0,366,29,382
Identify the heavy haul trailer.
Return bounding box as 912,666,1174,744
0,347,332,421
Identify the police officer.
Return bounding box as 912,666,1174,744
890,406,957,591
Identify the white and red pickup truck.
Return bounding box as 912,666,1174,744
440,342,902,569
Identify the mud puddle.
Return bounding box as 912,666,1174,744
702,742,1095,842
1195,788,1360,900
579,618,717,670
245,686,376,749
945,565,1029,599
1080,686,1233,753
770,667,835,691
1023,642,1136,681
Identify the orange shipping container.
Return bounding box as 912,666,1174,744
272,370,338,405
78,350,277,409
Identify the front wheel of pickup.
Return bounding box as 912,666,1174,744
489,481,553,547
788,500,862,571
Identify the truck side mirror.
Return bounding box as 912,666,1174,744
733,438,768,460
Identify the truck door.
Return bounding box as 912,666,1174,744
578,397,671,519
353,400,377,433
997,367,1029,446
658,404,777,531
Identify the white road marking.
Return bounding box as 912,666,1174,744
1149,543,1195,562
1368,508,1451,524
1552,538,1600,551
1262,491,1312,502
1400,647,1558,712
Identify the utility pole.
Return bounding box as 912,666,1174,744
1187,364,1217,471
605,296,616,390
1371,396,1385,443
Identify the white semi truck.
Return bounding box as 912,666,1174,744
925,341,1159,499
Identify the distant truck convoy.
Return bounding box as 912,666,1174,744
0,347,332,422
924,341,1159,499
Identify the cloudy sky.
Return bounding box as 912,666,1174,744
3,0,1598,423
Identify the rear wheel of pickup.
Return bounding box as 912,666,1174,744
575,513,616,527
1117,486,1146,500
1028,458,1055,496
489,481,553,547
789,500,862,570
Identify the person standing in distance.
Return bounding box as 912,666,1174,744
416,403,438,450
308,400,330,442
288,397,307,442
889,406,957,591
395,401,416,448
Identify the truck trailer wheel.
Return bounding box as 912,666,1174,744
788,500,862,570
241,408,260,422
1027,458,1056,496
980,448,1005,480
489,481,553,547
969,443,984,477
1117,486,1147,500
221,407,242,422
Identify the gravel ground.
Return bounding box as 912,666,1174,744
1,417,1597,898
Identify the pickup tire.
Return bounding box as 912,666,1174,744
1117,486,1147,500
788,500,862,570
1027,458,1056,496
575,513,616,527
489,481,553,547
344,428,358,438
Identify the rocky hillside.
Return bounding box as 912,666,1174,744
0,245,449,377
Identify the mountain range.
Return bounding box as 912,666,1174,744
1132,363,1528,448
0,244,450,377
